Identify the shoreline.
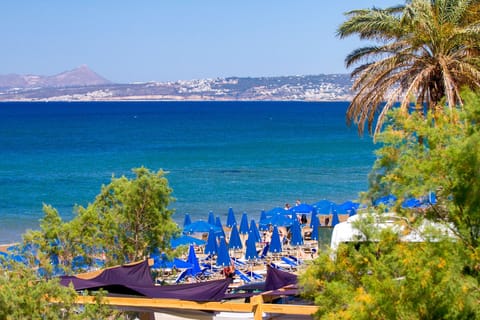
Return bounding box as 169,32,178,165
0,243,16,253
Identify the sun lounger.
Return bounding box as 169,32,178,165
234,269,251,283
175,268,189,283
281,256,298,268
270,262,291,271
259,243,269,259
245,270,263,280
232,257,248,269
288,255,302,265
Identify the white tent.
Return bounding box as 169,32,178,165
330,212,455,254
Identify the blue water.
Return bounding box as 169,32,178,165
0,101,376,243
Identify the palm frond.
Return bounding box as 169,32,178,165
339,0,480,136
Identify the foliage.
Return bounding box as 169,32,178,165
0,261,120,319
367,91,480,252
338,0,480,136
301,236,479,319
302,92,480,319
2,167,177,317
23,167,180,272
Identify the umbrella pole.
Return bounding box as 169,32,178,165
250,261,253,280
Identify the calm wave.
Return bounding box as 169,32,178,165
0,101,375,243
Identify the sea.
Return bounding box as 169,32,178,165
0,101,376,244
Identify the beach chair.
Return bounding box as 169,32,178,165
281,256,298,268
246,270,264,280
175,268,189,283
195,267,216,281
270,262,291,271
232,257,247,269
288,255,302,265
234,269,251,283
259,243,269,259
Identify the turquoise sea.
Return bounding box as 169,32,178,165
0,101,376,243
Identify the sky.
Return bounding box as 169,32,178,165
2,1,402,83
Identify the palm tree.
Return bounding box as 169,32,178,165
338,0,480,136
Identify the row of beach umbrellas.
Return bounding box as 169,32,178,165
165,194,436,276
165,200,364,276
182,200,359,235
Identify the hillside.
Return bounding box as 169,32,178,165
0,68,354,101
0,65,111,89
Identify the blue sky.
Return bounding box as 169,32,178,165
2,1,401,83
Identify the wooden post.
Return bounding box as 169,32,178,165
250,294,264,320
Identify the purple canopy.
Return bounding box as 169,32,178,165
223,264,298,300
264,264,297,291
60,260,231,302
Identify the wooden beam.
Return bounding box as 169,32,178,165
76,296,252,312
262,304,317,315
75,295,318,317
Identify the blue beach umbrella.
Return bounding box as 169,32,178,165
291,211,298,225
249,219,261,243
204,228,218,255
374,194,397,207
309,210,318,228
265,207,288,218
186,244,201,276
183,220,219,234
331,211,340,227
228,224,243,250
290,219,304,247
260,209,267,221
216,237,231,267
173,258,194,269
151,253,192,269
268,226,282,254
150,253,173,269
313,200,337,214
290,203,315,215
245,232,258,260
226,208,237,228
402,198,422,208
208,211,215,225
239,212,249,235
183,213,192,228
258,210,269,231
215,216,226,238
261,212,293,227
310,214,319,241
170,235,205,249
337,200,360,213
349,209,357,217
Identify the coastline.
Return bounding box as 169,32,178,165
0,96,350,103
0,243,15,253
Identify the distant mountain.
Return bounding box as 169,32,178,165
0,65,111,89
0,69,354,101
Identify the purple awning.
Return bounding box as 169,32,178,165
264,264,297,291
60,260,232,302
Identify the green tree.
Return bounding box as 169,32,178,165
338,0,480,136
367,91,480,252
0,262,120,319
301,233,479,319
24,167,180,271
301,92,480,319
74,167,179,265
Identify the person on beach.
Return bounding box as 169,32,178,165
301,213,308,225
222,264,235,279
284,203,291,210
